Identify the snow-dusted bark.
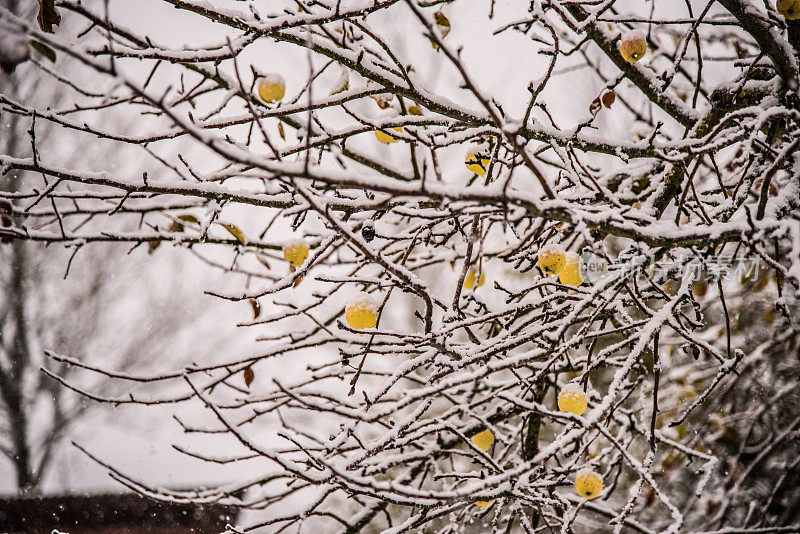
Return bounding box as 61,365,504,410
1,0,799,531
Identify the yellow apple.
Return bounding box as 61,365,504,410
256,73,286,103
346,293,378,330
575,469,603,500
619,30,647,63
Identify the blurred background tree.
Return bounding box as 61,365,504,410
0,0,229,495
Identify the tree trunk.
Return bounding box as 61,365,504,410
0,239,36,493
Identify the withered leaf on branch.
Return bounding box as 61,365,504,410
590,96,602,117
29,40,56,63
243,367,255,388
433,11,451,38
220,223,246,245
371,94,394,109
37,0,61,33
0,204,12,244
249,298,261,319
602,91,616,108
330,69,349,95
429,10,450,49
177,214,199,224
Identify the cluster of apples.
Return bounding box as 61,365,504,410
538,243,584,286
280,238,585,333
467,382,602,507
461,240,587,299
252,6,800,508
259,70,587,307
369,97,494,180
282,238,380,330
267,66,601,508
557,384,603,499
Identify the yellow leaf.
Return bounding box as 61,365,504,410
433,11,451,38
177,214,200,224
220,223,246,245
330,69,350,95
470,429,494,452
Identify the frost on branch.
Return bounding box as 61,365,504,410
1,0,800,532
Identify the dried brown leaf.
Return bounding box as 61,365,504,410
589,96,602,118
243,367,255,387
37,0,61,33
249,298,262,319
601,91,616,108
371,94,394,109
